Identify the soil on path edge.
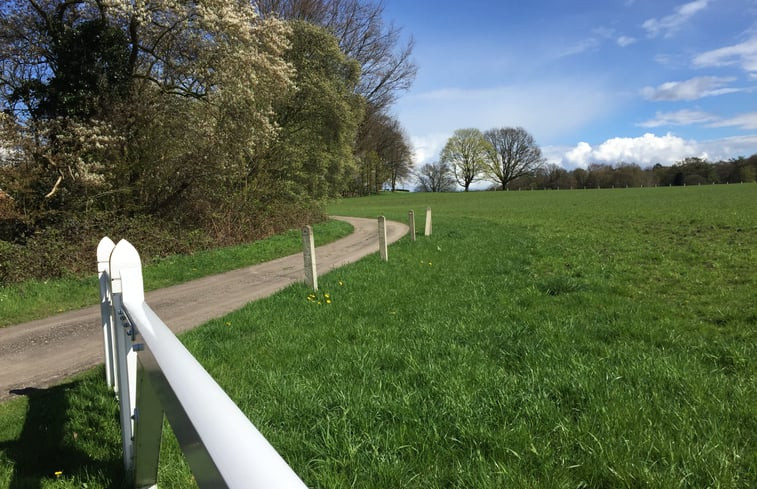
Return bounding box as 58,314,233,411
0,216,408,403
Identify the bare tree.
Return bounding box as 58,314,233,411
440,128,490,191
414,161,455,192
483,127,545,190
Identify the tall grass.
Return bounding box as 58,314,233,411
1,185,754,488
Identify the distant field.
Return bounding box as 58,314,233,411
1,185,755,488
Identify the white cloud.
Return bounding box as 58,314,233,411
708,111,757,130
642,0,710,38
698,134,757,159
564,142,594,166
559,38,601,57
551,132,757,169
558,133,707,168
693,36,757,74
638,109,719,127
617,36,637,47
641,76,740,101
409,133,449,165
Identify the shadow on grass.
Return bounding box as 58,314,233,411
0,383,123,489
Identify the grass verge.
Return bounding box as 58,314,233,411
1,185,755,488
0,219,353,327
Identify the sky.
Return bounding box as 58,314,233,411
380,0,757,172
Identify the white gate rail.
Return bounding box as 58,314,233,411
98,237,307,489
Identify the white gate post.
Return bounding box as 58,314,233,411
302,225,318,291
424,207,432,236
97,237,116,390
378,216,388,261
110,240,141,474
113,240,163,489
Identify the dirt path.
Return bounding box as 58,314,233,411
0,216,408,402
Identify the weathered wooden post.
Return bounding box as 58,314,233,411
302,225,318,291
408,210,416,242
378,216,388,261
424,207,432,236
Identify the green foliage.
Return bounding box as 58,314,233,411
441,128,492,191
351,114,413,195
264,21,364,200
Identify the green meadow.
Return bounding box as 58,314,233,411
1,185,755,488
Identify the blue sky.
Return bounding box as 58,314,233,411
381,0,757,170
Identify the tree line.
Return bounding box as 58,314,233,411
0,0,416,282
415,127,757,192
513,156,757,190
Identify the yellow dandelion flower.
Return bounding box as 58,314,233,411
326,299,332,304
338,280,344,286
54,471,63,477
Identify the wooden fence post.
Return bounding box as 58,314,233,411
302,225,318,291
378,216,388,261
408,210,416,242
424,207,432,236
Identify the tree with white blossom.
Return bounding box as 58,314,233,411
0,0,294,218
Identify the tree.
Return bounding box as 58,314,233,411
0,0,294,221
586,163,614,188
613,163,645,187
674,157,717,185
256,0,417,113
376,116,413,191
256,0,417,185
483,127,544,190
440,128,490,191
352,114,412,194
414,161,456,192
262,20,364,200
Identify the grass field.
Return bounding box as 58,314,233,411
1,185,755,488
